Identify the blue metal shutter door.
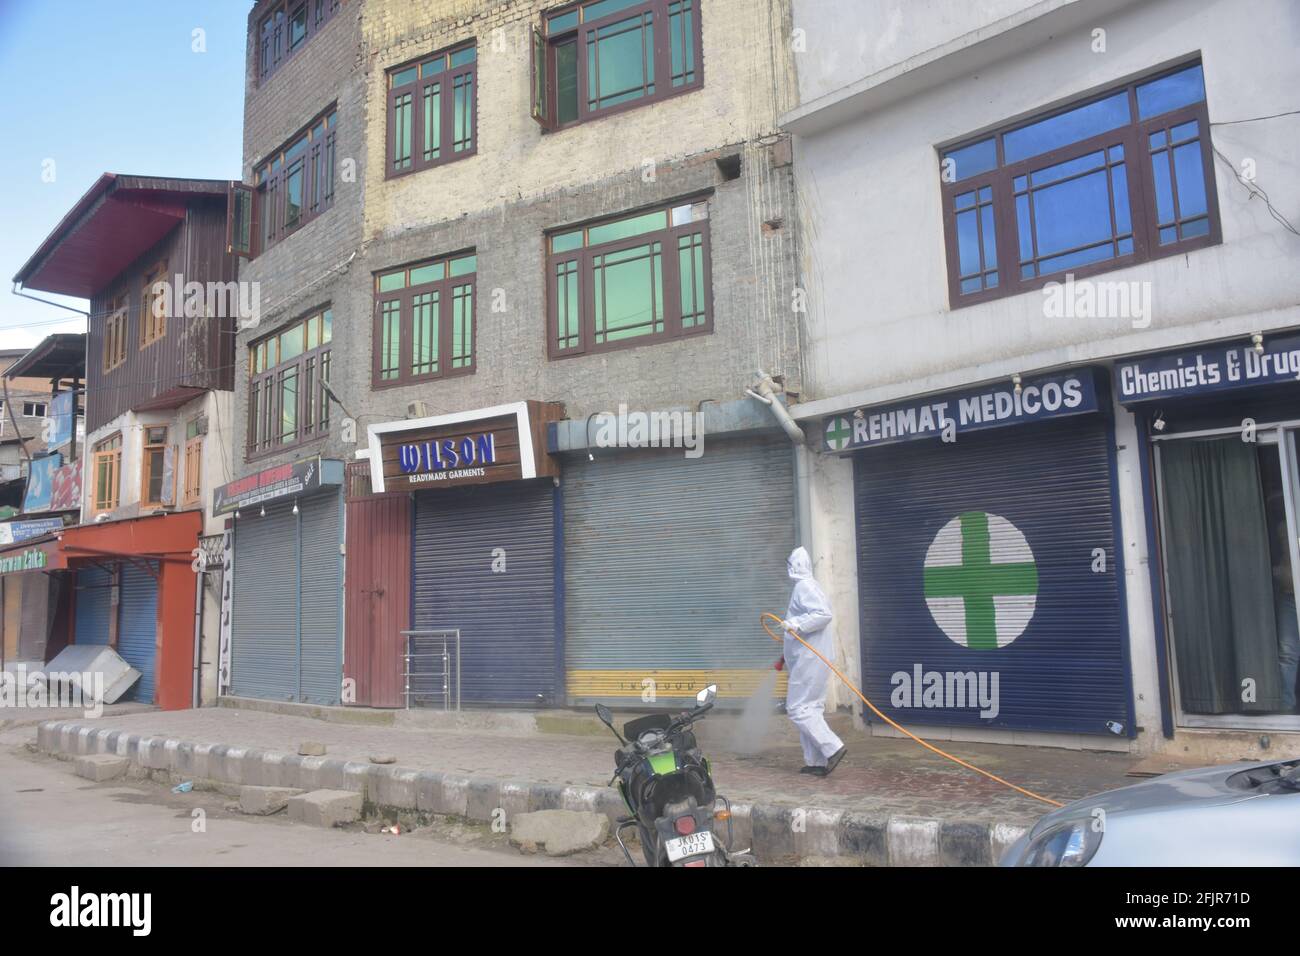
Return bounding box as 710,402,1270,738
563,435,796,705
299,491,342,704
117,562,159,703
231,504,298,700
74,566,114,646
412,480,557,706
854,416,1132,735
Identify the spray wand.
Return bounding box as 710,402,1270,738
762,612,1063,809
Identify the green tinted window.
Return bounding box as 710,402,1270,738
588,210,666,246
449,254,476,277
378,271,406,292
409,262,445,286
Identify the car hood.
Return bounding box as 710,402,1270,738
1027,757,1295,838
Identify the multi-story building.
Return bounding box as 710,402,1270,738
12,174,239,708
783,0,1300,760
225,0,802,709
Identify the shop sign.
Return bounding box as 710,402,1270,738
48,391,76,449
49,460,82,511
0,547,49,575
0,517,65,545
823,370,1100,452
21,453,62,512
212,456,336,516
360,401,563,494
1116,331,1300,404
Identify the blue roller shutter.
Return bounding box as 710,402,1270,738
412,480,557,706
117,562,159,704
74,566,114,646
854,415,1133,735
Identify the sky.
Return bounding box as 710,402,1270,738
0,0,252,350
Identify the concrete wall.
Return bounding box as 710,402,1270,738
789,0,1300,408
233,0,801,477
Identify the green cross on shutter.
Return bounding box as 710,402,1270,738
923,511,1038,650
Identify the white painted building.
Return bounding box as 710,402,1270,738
783,0,1300,760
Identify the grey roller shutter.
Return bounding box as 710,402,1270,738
299,492,342,705
412,481,557,706
230,494,342,704
563,435,796,706
231,504,298,701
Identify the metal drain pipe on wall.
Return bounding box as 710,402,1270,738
747,371,812,555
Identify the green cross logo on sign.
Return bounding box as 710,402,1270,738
923,511,1038,649
825,416,853,451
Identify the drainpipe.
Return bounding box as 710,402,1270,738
747,371,813,555
193,565,204,708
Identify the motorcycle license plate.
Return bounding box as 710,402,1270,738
665,830,715,862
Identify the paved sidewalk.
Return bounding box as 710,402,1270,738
11,705,1140,826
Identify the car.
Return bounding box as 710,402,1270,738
999,756,1300,866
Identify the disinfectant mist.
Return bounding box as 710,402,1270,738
732,668,780,756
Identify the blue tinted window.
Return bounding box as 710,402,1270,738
1136,64,1205,119
943,138,996,182
1003,92,1130,164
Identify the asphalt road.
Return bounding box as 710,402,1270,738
0,744,616,867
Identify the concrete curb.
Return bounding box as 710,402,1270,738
35,719,1029,865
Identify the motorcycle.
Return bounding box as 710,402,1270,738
595,684,756,867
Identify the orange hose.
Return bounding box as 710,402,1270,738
762,612,1063,808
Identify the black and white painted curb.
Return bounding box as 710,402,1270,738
37,720,1031,865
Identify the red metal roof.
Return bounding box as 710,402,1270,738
13,174,230,298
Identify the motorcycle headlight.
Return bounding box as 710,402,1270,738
1020,818,1103,867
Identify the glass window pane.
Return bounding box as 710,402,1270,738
587,14,654,111
449,254,476,277
955,209,980,278
1171,119,1199,144
551,229,583,253
943,138,996,182
668,0,695,87
678,232,706,328
289,4,307,50
393,92,413,170
378,271,406,292
588,209,666,246
280,325,304,362
980,203,997,270
1113,163,1132,236
453,72,473,152
593,241,663,342
450,46,476,67
391,65,418,87
556,40,579,124
412,291,439,376
1028,168,1115,260
1015,194,1034,266
421,56,445,77
1003,92,1130,164
284,162,304,227
549,11,579,33
451,283,473,368
1136,64,1205,119
306,315,320,350
409,262,444,285
321,309,332,343
424,81,442,161
280,369,298,442
584,0,645,19
1173,141,1208,219
381,301,401,380
1151,150,1175,225
1029,149,1106,188
555,259,581,350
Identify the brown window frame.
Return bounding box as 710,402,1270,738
940,59,1221,309
252,107,337,256
531,0,702,132
257,0,342,86
385,42,477,180
140,425,172,508
139,260,168,348
247,307,333,460
103,294,128,371
91,433,122,515
372,252,477,389
546,198,712,359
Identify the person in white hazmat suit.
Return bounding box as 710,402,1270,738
775,547,847,776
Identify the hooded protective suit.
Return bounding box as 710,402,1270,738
782,547,844,767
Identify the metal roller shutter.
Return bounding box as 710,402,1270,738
231,503,298,701
412,481,557,706
564,435,796,706
74,566,114,646
854,416,1132,735
117,562,158,703
299,492,342,705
